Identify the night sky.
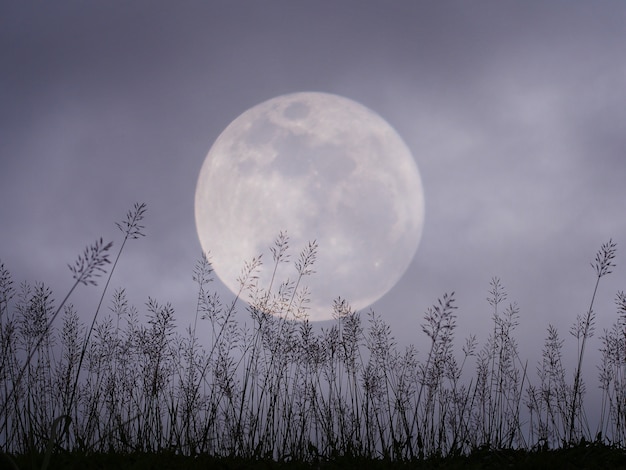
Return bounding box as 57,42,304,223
2,1,625,398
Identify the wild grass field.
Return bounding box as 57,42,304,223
2,203,626,469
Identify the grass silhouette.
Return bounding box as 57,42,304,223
1,204,626,468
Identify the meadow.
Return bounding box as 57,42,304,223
1,203,626,469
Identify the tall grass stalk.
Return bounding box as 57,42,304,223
568,239,616,443
65,202,147,426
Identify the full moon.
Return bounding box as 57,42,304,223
195,92,424,322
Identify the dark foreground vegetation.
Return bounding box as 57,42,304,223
2,203,626,469
7,443,626,469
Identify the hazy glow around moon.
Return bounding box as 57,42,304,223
195,92,424,321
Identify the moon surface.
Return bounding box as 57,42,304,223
195,92,424,322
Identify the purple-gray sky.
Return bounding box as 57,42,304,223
1,1,626,402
